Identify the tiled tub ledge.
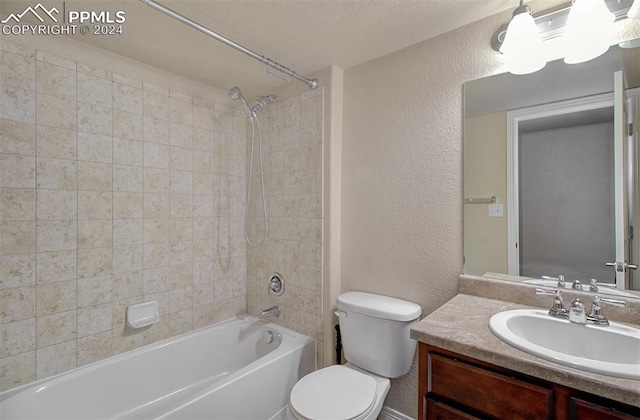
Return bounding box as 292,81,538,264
411,289,640,407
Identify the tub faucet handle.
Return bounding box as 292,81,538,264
260,305,280,319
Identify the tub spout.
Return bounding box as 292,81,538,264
260,306,280,318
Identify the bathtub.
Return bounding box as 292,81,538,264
0,315,315,420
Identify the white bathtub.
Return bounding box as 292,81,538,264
0,315,315,420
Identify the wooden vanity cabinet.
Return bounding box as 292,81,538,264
419,343,640,420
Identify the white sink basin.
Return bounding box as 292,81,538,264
489,309,640,380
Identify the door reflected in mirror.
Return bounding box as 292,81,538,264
463,45,640,297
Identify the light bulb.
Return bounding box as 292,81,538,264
563,0,615,64
500,9,546,75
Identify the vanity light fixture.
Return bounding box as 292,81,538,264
500,0,546,74
491,0,634,74
563,0,615,64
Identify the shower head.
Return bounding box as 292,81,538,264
228,86,253,118
250,94,278,114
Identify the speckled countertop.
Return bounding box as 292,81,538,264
410,276,640,408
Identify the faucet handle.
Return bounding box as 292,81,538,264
542,275,565,288
536,289,567,318
587,295,626,326
589,279,617,293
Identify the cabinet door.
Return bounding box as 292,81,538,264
429,353,553,420
425,397,480,420
570,398,640,420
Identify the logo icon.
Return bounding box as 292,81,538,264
1,3,59,24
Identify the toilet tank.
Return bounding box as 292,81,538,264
336,292,422,378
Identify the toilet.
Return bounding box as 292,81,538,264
288,292,422,420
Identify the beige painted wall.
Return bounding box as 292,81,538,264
341,10,511,419
463,111,508,276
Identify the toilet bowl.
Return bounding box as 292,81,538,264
287,292,421,420
288,363,390,420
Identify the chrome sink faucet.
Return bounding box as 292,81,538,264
587,295,626,326
542,275,565,288
536,289,568,319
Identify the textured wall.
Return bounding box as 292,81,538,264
0,39,247,392
341,11,510,418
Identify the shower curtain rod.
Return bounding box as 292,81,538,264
139,0,319,90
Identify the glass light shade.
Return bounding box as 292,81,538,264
628,0,640,18
563,0,615,64
500,11,546,75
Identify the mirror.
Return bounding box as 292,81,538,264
463,45,640,298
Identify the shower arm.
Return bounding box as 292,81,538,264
138,0,319,90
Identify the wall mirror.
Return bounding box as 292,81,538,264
463,44,640,298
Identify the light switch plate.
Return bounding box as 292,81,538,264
488,203,504,218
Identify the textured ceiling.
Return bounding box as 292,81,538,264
1,0,569,96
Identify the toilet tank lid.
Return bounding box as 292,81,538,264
337,292,422,321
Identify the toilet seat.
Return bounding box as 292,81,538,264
289,365,378,420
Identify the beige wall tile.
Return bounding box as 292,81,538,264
169,287,193,313
169,194,192,218
36,340,76,380
113,192,143,219
113,165,142,193
1,51,35,91
77,72,111,107
113,137,143,166
143,218,170,244
169,309,192,336
112,244,143,274
35,61,76,101
144,242,170,269
36,220,78,252
37,189,76,220
77,132,112,163
36,250,77,283
0,188,35,221
170,241,192,265
0,254,35,289
78,191,112,220
35,51,75,71
169,123,192,148
36,279,76,316
193,128,214,152
169,146,192,171
36,157,77,190
77,303,112,337
143,193,169,218
36,310,76,347
77,247,112,279
193,105,213,130
143,267,170,294
143,116,170,144
0,221,35,255
36,126,76,160
113,83,142,114
143,167,169,193
78,220,112,249
170,98,192,126
1,119,35,155
1,86,35,123
77,331,112,367
1,154,35,188
0,350,35,391
112,270,142,300
0,286,35,323
77,63,111,80
78,275,112,307
0,318,35,358
113,110,143,141
113,219,143,246
36,93,75,130
143,142,169,169
77,161,112,191
169,170,192,195
143,91,170,121
77,103,111,136
112,73,141,89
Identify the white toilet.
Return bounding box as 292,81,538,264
288,292,422,420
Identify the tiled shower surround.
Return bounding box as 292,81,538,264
0,39,324,391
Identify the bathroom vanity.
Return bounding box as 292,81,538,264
411,276,640,420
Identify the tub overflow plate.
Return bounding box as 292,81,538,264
268,273,285,296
